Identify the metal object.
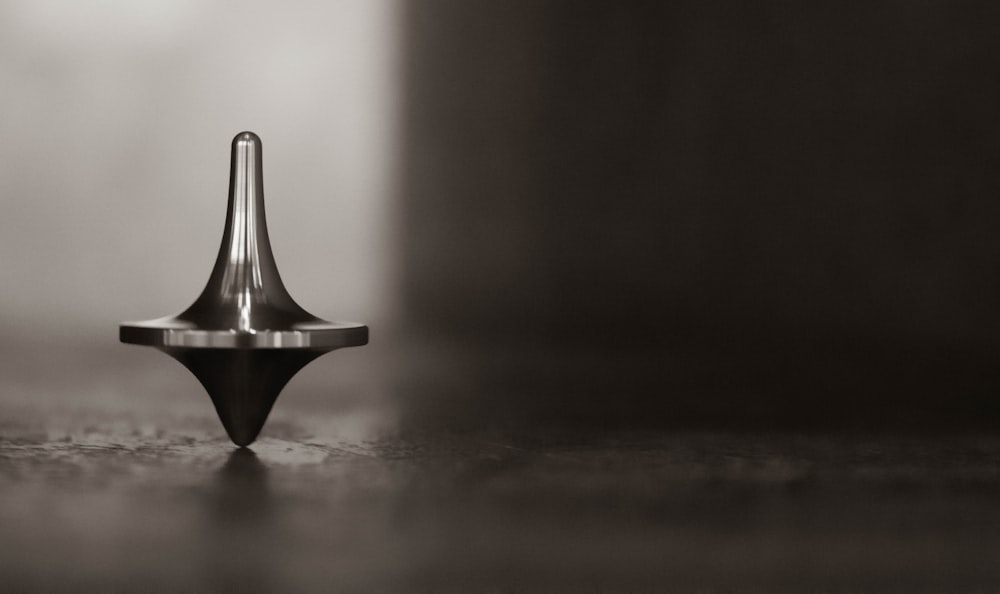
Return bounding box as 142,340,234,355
120,132,368,446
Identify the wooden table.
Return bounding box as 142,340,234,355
2,343,999,592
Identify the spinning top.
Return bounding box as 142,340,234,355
120,132,368,446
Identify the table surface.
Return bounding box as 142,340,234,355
2,343,1000,592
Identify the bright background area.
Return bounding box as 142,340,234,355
0,0,399,343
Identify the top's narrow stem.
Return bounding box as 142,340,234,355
182,132,309,330
215,132,273,298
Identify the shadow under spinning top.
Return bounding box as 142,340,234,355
120,132,368,446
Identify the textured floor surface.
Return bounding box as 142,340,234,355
2,344,1000,592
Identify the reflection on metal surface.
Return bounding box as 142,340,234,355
120,132,368,446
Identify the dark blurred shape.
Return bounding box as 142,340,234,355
203,448,276,592
399,1,1000,431
212,447,272,525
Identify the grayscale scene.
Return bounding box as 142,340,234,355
2,1,1000,592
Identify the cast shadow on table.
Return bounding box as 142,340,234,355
210,447,272,525
200,448,278,591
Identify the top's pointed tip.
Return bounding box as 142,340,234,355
232,131,262,148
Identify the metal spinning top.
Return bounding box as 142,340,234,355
120,132,368,446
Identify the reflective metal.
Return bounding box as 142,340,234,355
120,132,368,446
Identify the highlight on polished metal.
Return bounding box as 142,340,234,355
120,131,368,446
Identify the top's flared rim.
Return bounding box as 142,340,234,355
120,318,368,349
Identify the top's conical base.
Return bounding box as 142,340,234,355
119,132,368,446
165,348,323,446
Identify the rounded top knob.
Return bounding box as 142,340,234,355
233,131,262,148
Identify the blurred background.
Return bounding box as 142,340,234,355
2,0,999,434
4,1,1000,590
398,1,1000,432
0,0,398,431
0,0,396,336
